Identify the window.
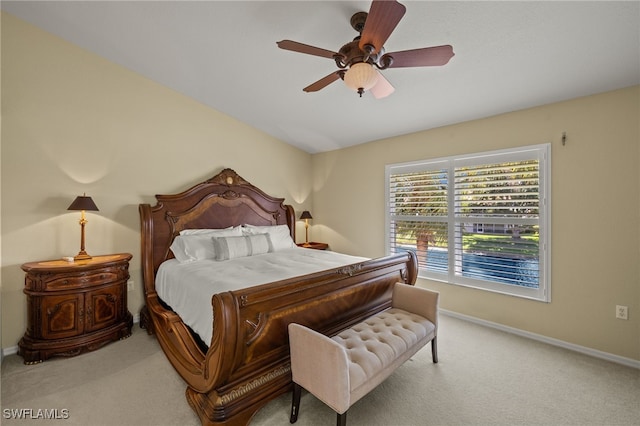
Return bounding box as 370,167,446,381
386,144,550,302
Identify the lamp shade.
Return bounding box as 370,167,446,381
300,211,312,220
67,195,99,211
344,62,379,94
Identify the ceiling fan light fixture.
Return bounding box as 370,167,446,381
278,1,453,98
343,62,378,97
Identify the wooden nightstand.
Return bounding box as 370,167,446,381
297,242,328,250
18,253,133,364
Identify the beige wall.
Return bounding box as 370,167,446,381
0,11,4,363
312,85,640,361
0,13,312,350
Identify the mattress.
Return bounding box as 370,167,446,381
156,247,368,345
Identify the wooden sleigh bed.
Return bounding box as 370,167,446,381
139,168,418,426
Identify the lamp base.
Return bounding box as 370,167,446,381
74,251,92,261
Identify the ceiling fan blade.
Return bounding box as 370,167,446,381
383,45,455,68
277,40,338,59
370,71,395,99
303,71,342,93
359,0,406,55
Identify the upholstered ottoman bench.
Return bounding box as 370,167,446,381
288,282,439,426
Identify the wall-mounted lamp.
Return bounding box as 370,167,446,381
300,211,313,245
67,194,99,260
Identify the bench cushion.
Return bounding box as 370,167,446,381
331,308,436,392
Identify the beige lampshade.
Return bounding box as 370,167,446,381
344,62,379,95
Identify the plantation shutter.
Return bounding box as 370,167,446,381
385,144,550,302
453,152,542,288
387,161,449,272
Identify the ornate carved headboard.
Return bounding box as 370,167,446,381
139,169,296,280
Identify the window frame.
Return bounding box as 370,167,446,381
385,144,551,302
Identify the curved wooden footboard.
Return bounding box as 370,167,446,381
147,252,417,425
139,169,418,425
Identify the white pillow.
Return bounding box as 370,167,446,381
241,224,295,251
170,227,242,262
179,227,240,236
211,234,273,261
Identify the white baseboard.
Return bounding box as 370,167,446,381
2,313,141,359
441,309,640,370
3,345,18,357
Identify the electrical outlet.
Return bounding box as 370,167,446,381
127,280,134,292
615,305,628,320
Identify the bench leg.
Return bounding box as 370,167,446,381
336,410,347,426
290,382,302,423
432,336,438,363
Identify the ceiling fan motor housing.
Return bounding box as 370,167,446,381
335,40,387,69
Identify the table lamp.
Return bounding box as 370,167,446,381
300,211,312,245
67,194,99,260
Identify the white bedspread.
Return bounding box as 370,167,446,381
156,247,368,346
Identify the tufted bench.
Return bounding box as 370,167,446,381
288,282,439,426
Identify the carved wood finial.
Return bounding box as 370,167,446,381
221,190,241,200
208,169,251,187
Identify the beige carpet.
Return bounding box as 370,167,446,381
2,315,639,426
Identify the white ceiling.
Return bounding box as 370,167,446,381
3,1,639,154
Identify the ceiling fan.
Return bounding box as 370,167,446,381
277,0,455,99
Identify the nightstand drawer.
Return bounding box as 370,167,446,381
42,270,121,291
